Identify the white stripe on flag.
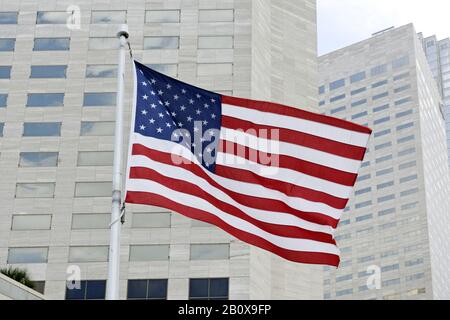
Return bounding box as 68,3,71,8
222,103,370,148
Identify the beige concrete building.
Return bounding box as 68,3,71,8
0,0,321,299
319,24,450,300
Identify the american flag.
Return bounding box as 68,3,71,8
125,61,372,267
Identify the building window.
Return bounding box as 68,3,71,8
15,183,55,198
0,12,18,24
377,181,394,190
378,194,395,203
68,246,109,263
86,65,117,78
393,72,409,81
77,151,113,166
146,64,178,77
330,94,346,103
30,65,67,78
350,71,366,83
374,116,390,125
352,111,368,120
127,279,168,300
329,78,345,91
33,281,45,295
0,38,15,51
131,212,171,228
395,97,412,106
398,147,416,157
374,129,391,138
376,167,394,177
356,213,373,222
83,92,116,107
71,213,110,230
199,9,234,23
80,121,115,136
330,106,346,114
378,208,395,216
190,244,229,260
91,11,126,24
399,160,416,170
75,182,112,197
0,94,7,107
129,245,169,262
23,122,61,137
0,123,3,137
336,288,353,297
373,92,389,100
11,215,52,231
371,79,388,88
394,84,411,94
373,104,389,113
19,152,58,167
33,38,70,51
0,66,12,79
319,85,325,95
392,55,409,69
27,93,64,107
400,174,418,184
189,278,229,300
197,63,233,76
88,37,118,50
336,274,352,282
400,188,419,197
65,280,106,300
144,36,179,49
146,10,180,23
355,200,372,209
397,122,414,131
36,11,71,24
198,36,233,49
371,64,387,76
7,247,48,264
351,87,366,95
351,99,367,107
396,109,413,118
376,154,393,164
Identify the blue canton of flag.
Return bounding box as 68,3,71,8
133,61,222,172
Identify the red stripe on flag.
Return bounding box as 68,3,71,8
221,95,372,135
125,191,341,267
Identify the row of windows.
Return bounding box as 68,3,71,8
65,278,228,300
325,90,411,106
7,244,229,264
0,10,234,25
0,62,234,81
11,212,173,230
319,57,410,94
29,277,229,299
12,151,111,167
0,36,236,52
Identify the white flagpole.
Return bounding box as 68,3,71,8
106,24,129,300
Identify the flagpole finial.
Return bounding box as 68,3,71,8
117,24,129,39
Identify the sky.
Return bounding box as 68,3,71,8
317,0,450,55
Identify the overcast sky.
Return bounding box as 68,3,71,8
317,0,450,55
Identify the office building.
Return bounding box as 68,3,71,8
319,24,450,300
0,0,320,299
418,33,450,167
